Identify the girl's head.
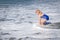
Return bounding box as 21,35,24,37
35,9,42,15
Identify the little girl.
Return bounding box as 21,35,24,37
35,9,49,26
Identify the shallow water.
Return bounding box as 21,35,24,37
0,0,60,40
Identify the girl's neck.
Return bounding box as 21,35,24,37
39,13,43,17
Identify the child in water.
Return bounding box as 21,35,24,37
35,9,49,26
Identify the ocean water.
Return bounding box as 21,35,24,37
0,0,60,40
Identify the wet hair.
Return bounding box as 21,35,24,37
35,9,42,14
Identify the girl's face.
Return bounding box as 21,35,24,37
36,10,40,14
35,10,42,15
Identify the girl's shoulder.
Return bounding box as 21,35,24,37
43,13,48,16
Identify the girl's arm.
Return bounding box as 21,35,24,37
38,17,41,25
